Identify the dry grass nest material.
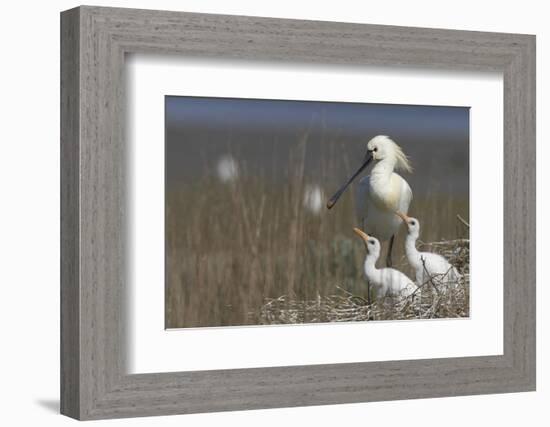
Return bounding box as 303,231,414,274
252,236,470,324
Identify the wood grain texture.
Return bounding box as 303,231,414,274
60,5,536,420
60,7,80,419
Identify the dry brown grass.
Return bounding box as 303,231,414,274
165,135,469,328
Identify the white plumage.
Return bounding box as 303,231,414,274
356,172,412,241
395,211,461,287
327,136,413,266
353,228,416,299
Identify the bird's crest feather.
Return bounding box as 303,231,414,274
388,138,413,173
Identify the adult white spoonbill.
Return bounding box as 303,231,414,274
327,135,413,267
353,228,416,300
395,211,461,287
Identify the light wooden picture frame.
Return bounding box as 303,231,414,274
60,5,535,420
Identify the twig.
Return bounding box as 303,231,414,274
457,214,470,228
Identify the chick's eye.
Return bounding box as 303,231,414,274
369,240,374,244
373,147,378,152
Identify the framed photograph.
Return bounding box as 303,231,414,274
61,6,535,420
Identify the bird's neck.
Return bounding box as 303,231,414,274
405,234,421,268
370,158,396,183
364,254,381,283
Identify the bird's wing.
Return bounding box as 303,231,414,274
421,252,461,285
379,268,413,296
398,176,413,214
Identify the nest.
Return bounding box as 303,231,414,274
252,236,470,324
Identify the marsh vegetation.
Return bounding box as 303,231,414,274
165,135,469,328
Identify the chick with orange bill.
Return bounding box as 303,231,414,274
395,211,461,287
353,227,416,302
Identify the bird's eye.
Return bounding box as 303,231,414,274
369,240,374,244
373,147,378,152
410,220,415,225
